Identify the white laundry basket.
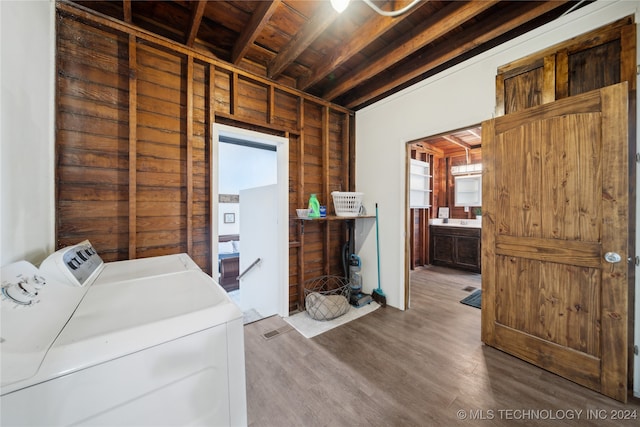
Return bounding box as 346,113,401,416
331,191,364,217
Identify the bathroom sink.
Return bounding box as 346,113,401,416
429,218,481,228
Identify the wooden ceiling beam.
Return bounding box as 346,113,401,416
411,143,444,157
467,128,482,140
232,0,281,65
123,0,131,23
343,0,569,109
297,0,422,91
185,0,207,47
323,0,498,101
442,135,472,151
267,3,338,79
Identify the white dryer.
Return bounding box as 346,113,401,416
1,240,247,426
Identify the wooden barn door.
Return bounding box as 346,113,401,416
481,83,629,402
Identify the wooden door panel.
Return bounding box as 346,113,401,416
503,66,544,114
496,18,634,116
495,235,601,267
495,256,601,354
494,115,602,240
482,83,628,402
541,115,602,241
493,323,602,391
569,40,621,97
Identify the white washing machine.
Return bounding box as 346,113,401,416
1,240,247,426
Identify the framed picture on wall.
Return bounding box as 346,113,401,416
224,213,235,223
438,207,450,219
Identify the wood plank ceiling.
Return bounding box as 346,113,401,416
67,0,589,111
418,126,483,155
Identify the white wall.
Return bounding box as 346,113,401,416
355,0,639,397
1,0,55,266
218,142,277,235
218,142,277,194
356,1,639,306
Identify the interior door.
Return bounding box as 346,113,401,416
238,184,279,318
481,83,629,402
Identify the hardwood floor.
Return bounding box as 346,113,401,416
244,266,639,426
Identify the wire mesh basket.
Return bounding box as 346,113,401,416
331,191,364,217
304,275,351,321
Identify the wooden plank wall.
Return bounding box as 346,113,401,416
55,4,354,312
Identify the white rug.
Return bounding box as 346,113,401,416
284,302,380,339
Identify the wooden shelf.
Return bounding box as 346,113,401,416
410,158,431,208
296,215,375,233
296,215,375,221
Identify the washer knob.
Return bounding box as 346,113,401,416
27,274,46,290
3,282,37,305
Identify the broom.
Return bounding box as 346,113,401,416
372,203,386,306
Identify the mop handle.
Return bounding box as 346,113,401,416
376,203,381,291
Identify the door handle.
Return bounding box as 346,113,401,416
604,252,622,263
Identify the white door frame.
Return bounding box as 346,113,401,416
212,123,289,317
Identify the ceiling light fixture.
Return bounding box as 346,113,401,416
331,0,422,17
451,163,482,176
330,0,350,14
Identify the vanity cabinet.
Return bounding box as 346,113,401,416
429,226,481,273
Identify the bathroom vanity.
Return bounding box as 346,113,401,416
429,219,481,273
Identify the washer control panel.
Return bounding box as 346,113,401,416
40,240,104,288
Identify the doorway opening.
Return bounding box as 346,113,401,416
405,125,482,308
213,124,289,321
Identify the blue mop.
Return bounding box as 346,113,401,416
371,203,386,306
